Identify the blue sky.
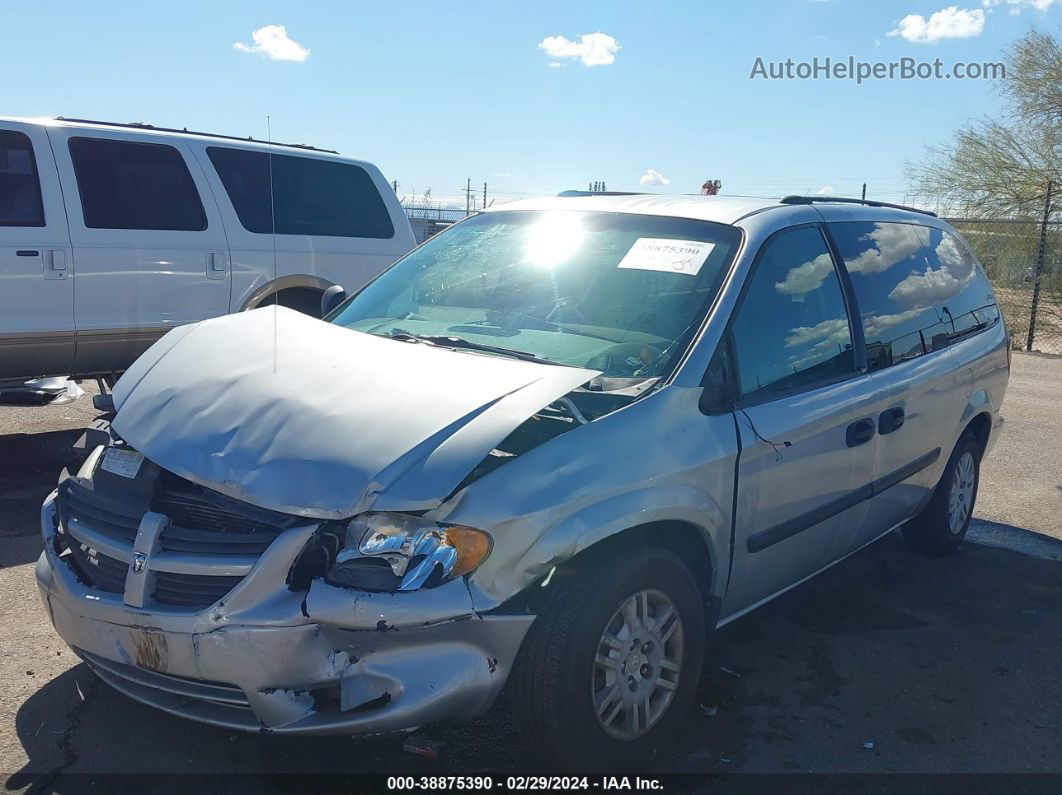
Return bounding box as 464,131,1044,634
5,1,1058,207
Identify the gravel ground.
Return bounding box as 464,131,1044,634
0,354,1060,789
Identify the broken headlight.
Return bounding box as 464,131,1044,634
325,513,492,592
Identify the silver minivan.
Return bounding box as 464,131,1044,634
35,194,1009,767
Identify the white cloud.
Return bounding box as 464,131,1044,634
863,308,925,338
638,169,671,187
845,223,924,274
775,252,835,296
888,6,985,43
888,266,975,307
234,24,310,62
816,186,835,195
548,61,564,68
538,32,620,67
785,317,850,349
886,234,977,308
982,0,1056,12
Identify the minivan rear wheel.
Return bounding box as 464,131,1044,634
511,546,705,769
902,433,981,556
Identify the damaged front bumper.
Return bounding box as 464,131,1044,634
36,493,533,736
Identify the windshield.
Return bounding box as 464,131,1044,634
329,210,741,379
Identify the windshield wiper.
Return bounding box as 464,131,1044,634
382,330,570,366
476,311,622,343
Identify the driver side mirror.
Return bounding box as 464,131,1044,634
320,285,348,318
699,341,737,415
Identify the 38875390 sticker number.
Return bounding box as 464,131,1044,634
617,238,715,276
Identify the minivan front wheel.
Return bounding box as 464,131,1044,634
902,433,981,556
511,546,705,769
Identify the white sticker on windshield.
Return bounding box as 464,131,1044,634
617,238,715,276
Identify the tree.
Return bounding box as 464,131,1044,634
910,30,1062,218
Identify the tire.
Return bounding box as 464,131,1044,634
267,288,324,317
511,545,706,770
902,432,981,556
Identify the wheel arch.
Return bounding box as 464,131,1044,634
238,275,336,311
496,518,722,632
958,389,995,457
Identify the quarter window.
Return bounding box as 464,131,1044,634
207,147,395,239
69,138,207,231
0,130,45,227
731,226,855,397
827,222,1000,371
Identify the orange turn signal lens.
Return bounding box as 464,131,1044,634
443,526,493,578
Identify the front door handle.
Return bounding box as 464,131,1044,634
846,418,876,447
44,249,67,280
879,407,906,435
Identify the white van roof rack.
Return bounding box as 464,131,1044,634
53,117,339,154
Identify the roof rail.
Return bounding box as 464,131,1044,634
557,190,647,197
780,195,937,218
53,117,338,154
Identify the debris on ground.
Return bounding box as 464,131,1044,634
403,737,442,761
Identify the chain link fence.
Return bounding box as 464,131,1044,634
947,217,1062,354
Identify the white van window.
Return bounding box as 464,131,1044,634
731,226,855,397
206,146,395,239
0,130,45,227
68,137,207,231
828,222,1000,371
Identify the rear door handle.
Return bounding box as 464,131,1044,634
846,418,876,447
206,251,228,279
879,407,906,435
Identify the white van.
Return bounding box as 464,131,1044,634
0,116,415,385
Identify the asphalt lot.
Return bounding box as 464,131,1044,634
1,354,1060,789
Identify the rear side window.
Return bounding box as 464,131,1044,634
827,222,1000,371
207,147,395,239
69,138,207,231
0,130,45,227
731,226,855,397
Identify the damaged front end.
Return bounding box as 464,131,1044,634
36,432,535,734
34,309,636,736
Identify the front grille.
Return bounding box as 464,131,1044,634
55,456,305,610
153,571,246,608
153,477,293,556
66,544,127,594
60,479,143,545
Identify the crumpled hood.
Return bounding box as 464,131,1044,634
111,307,598,519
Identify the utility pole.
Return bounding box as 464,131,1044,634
465,177,471,217
483,182,487,211
1027,180,1053,351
